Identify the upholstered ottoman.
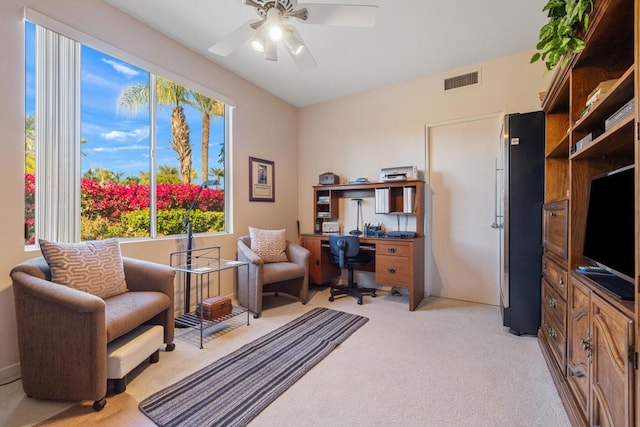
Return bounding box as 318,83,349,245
107,325,164,394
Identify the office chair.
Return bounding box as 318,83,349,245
328,235,376,305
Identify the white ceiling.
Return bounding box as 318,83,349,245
105,0,548,107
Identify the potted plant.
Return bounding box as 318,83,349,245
531,0,593,71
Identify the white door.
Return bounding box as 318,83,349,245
426,114,502,306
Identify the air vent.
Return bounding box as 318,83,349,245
444,71,480,91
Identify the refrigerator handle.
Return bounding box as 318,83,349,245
491,158,501,229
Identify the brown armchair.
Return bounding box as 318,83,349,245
237,235,310,318
10,256,175,409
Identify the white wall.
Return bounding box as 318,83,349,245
0,0,299,382
297,52,550,235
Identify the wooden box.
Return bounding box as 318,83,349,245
196,296,232,321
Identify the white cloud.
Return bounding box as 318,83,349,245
82,72,120,90
102,58,139,78
92,144,147,153
101,128,149,142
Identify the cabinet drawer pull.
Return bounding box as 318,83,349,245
558,277,564,286
387,268,397,274
387,248,397,253
547,327,557,339
316,259,320,266
548,298,557,309
569,369,585,378
580,333,592,359
549,212,557,217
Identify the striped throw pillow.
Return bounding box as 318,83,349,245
248,227,288,263
39,238,128,299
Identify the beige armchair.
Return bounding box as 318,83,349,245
237,235,310,318
10,256,175,410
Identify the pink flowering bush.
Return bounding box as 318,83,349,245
25,174,224,242
24,173,36,244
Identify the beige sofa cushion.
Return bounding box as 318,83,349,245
248,227,288,263
104,292,171,342
39,238,128,299
262,262,306,285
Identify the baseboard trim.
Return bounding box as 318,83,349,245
0,362,21,385
538,332,587,427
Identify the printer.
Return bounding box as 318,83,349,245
380,166,418,182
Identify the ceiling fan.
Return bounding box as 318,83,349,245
208,0,378,70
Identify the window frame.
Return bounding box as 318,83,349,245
25,8,234,245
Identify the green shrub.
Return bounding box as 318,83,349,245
81,208,224,240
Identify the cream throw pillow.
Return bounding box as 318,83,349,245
249,227,288,263
39,238,128,299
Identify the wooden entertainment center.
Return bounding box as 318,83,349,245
539,0,638,425
301,180,425,311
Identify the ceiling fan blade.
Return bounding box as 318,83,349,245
208,20,258,56
299,4,378,27
286,27,317,71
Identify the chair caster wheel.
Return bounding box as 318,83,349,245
329,296,334,302
93,398,106,411
165,342,175,352
357,298,363,305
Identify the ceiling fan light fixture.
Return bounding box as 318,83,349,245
283,27,304,55
266,7,284,42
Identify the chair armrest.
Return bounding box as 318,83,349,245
10,270,108,401
287,241,310,267
237,239,263,266
11,270,105,313
122,257,175,294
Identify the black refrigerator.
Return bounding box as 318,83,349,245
499,111,545,336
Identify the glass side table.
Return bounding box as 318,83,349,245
170,246,250,348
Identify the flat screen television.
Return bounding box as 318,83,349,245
582,164,635,298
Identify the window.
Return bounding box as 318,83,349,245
24,21,229,245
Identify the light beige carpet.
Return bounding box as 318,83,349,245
1,287,570,426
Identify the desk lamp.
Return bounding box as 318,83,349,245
349,198,363,236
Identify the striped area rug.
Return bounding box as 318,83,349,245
139,307,369,426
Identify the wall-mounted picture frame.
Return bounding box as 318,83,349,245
249,156,275,202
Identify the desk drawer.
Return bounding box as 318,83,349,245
542,279,566,331
543,200,568,260
376,254,410,287
542,256,567,299
376,242,411,257
542,305,566,375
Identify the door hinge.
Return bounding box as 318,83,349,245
631,348,638,369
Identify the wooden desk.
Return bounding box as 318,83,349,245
301,234,425,311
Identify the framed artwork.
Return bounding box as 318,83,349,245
249,156,275,202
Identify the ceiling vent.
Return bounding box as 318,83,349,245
444,71,480,91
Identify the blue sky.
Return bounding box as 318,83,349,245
25,22,225,181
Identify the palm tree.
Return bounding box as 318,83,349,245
157,165,180,184
190,92,224,181
83,167,123,184
118,78,193,184
209,167,224,188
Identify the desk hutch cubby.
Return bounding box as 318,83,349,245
539,0,638,425
302,180,425,311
